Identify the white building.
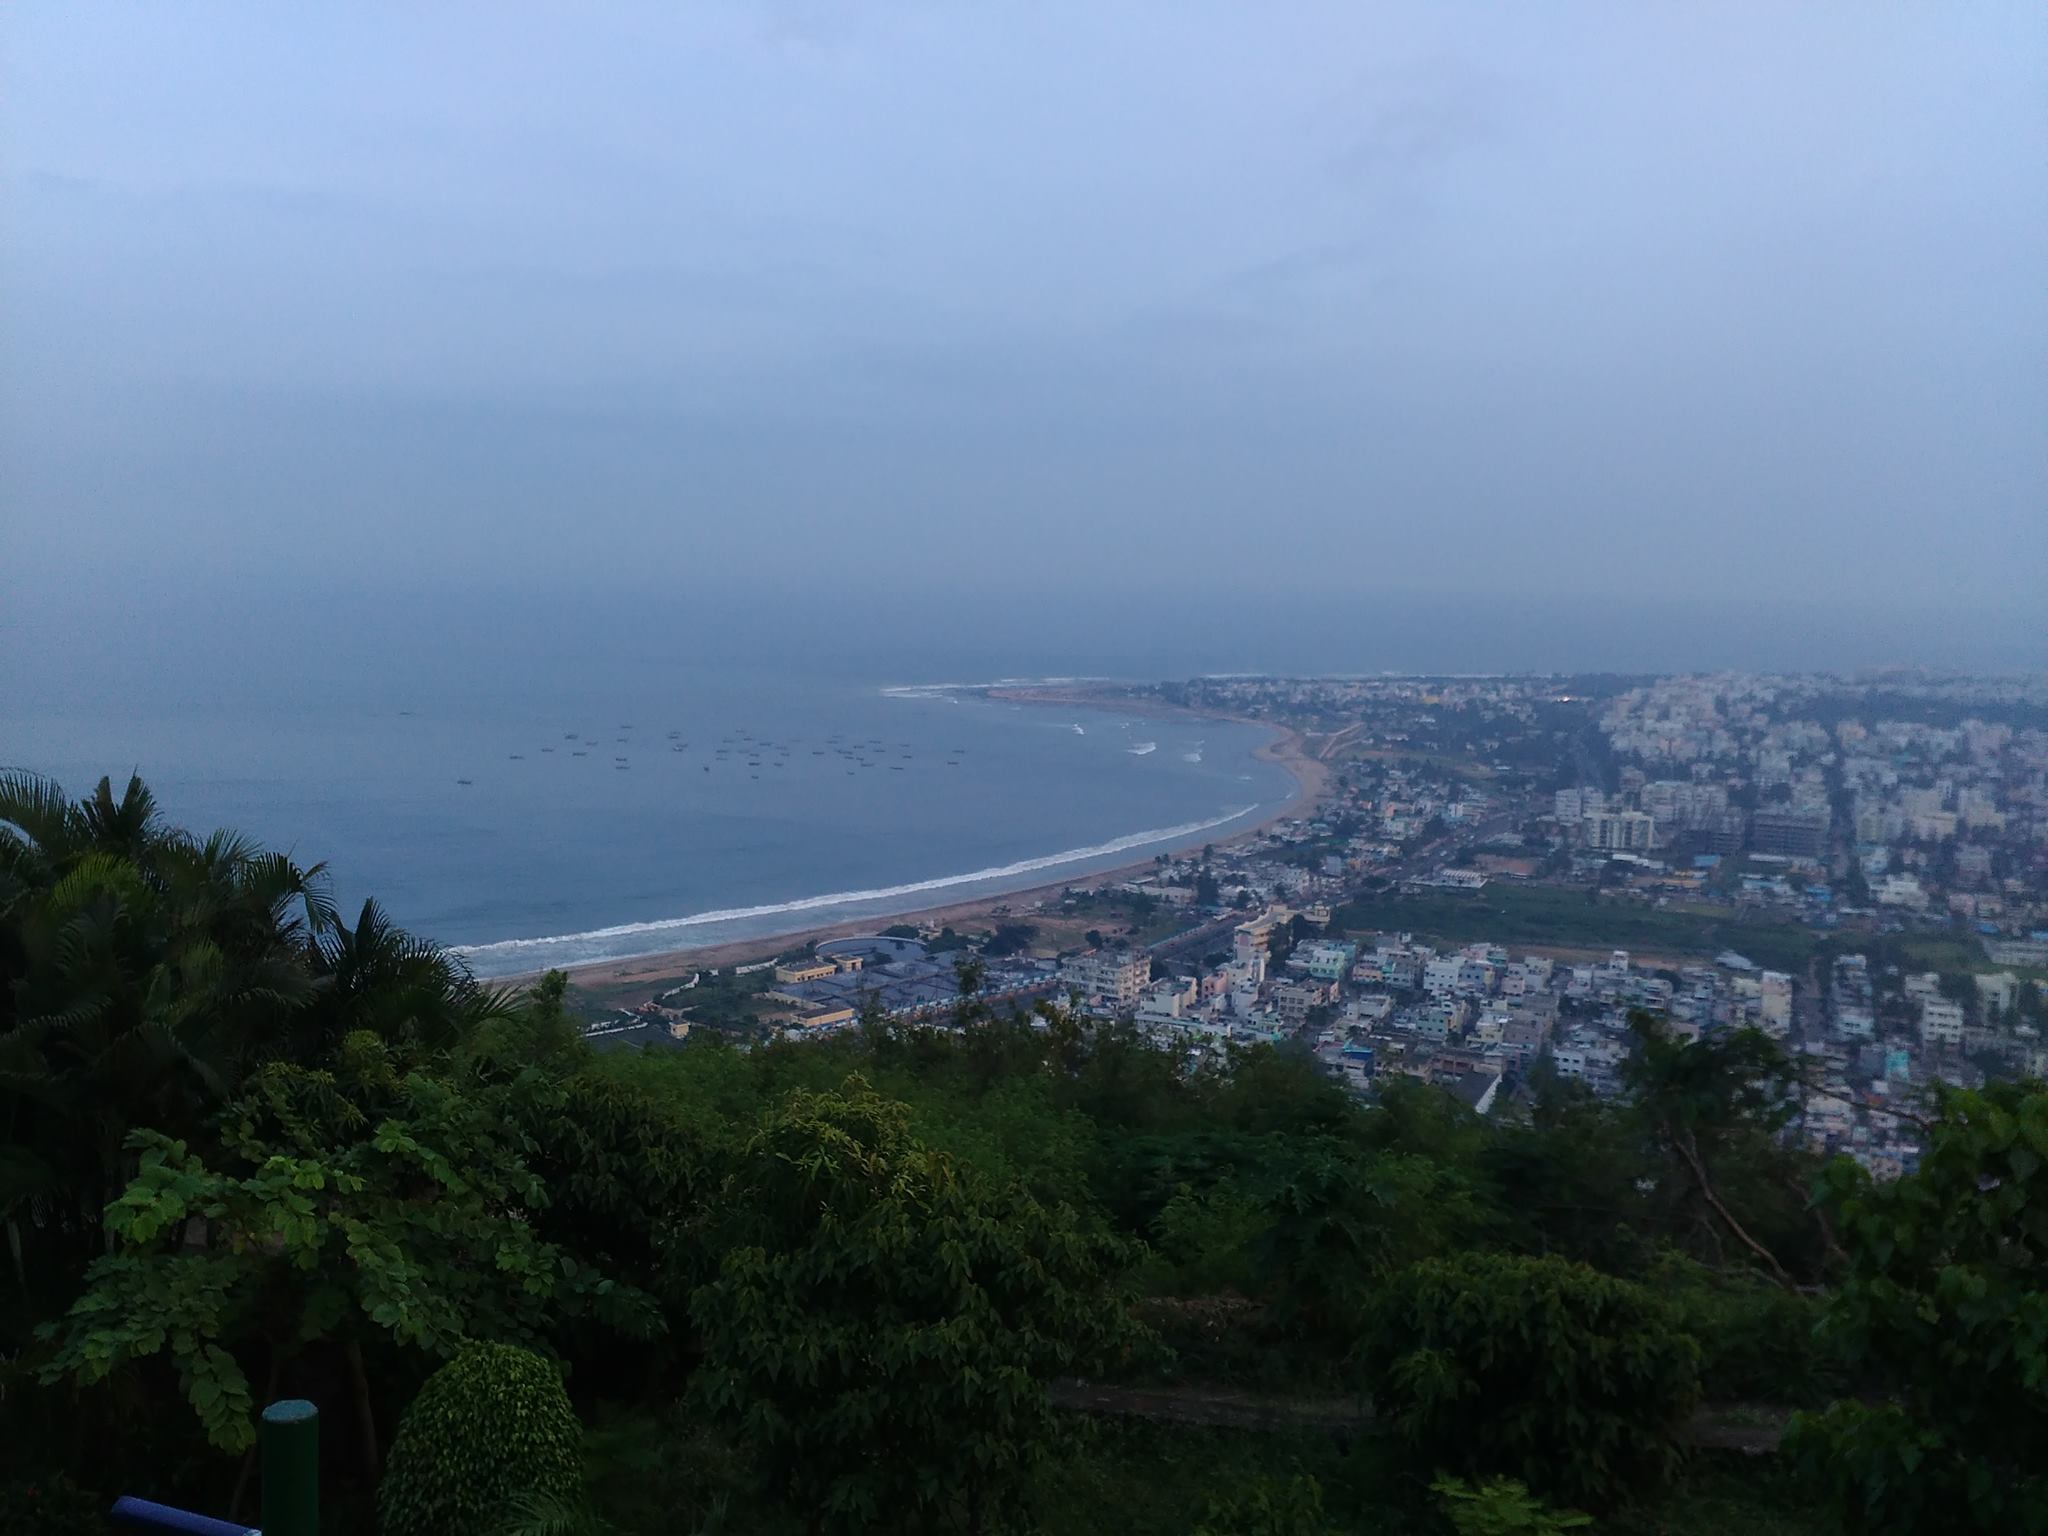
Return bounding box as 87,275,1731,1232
1758,971,1794,1037
1902,973,1943,1007
1976,972,2020,1018
1232,915,1276,983
1555,787,1605,822
1063,947,1151,1010
1137,977,1197,1029
1919,998,1966,1050
1582,810,1656,852
1875,874,1928,910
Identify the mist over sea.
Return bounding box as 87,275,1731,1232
7,580,2036,976
5,591,1309,974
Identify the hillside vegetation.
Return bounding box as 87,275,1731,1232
4,774,2041,1535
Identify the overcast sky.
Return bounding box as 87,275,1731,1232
4,3,2044,637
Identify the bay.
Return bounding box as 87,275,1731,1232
9,664,1293,977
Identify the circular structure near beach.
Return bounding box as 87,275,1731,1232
816,935,928,964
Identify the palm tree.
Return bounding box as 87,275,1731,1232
0,773,327,1301
298,898,520,1062
1,771,525,1323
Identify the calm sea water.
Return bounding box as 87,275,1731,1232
25,577,2011,979
10,664,1293,976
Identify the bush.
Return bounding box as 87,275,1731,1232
690,1078,1139,1535
1192,1473,1340,1536
379,1342,583,1536
1652,1252,1842,1406
1358,1252,1700,1508
1433,1476,1591,1536
1788,1081,2048,1535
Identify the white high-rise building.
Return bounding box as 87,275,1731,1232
1582,810,1656,851
1555,787,1605,822
1063,947,1151,1010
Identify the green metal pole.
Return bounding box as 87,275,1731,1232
260,1399,319,1536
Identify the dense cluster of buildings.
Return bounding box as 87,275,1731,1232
591,671,2048,1183
1043,890,2048,1180
1053,904,1812,1122
1047,672,2048,1178
1592,675,2048,930
1804,950,2048,1174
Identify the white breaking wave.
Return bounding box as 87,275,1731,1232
1127,742,1157,755
880,676,1110,699
453,804,1259,971
1071,723,1086,735
1183,750,1203,763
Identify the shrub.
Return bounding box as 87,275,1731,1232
690,1078,1139,1536
1788,1081,2048,1535
1192,1473,1340,1536
1651,1251,1842,1406
1432,1476,1592,1536
379,1342,582,1536
1358,1252,1700,1508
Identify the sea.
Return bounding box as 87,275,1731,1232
6,608,1296,976
10,580,2033,979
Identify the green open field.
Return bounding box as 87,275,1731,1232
1338,745,1499,782
568,963,777,1029
1332,883,1825,973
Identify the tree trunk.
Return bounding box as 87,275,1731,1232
1676,1131,1792,1287
345,1337,381,1486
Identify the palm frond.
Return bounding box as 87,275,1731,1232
0,769,80,857
80,772,162,855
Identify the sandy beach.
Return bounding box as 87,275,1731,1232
532,700,1328,999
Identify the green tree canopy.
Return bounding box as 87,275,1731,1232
1358,1251,1701,1508
690,1076,1139,1535
379,1341,583,1536
38,1038,657,1469
1791,1080,2048,1535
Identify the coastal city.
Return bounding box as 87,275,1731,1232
575,670,2048,1180
9,3,2042,1523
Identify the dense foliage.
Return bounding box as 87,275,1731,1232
378,1342,582,1536
1431,1479,1591,1536
37,1044,657,1460
1788,1081,2048,1534
1360,1253,1700,1507
691,1078,1137,1534
3,773,2043,1534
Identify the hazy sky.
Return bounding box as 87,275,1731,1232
4,3,2045,643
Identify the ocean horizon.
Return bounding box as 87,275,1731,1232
14,580,2034,981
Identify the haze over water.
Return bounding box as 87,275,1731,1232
5,5,2042,942
6,603,1299,974
7,581,2041,976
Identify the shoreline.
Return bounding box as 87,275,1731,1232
507,699,1326,995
